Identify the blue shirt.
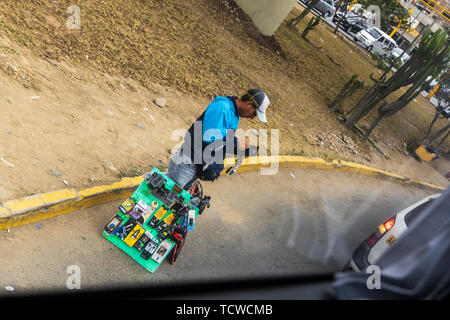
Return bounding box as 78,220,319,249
183,96,241,168
202,96,240,144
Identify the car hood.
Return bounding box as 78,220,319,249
392,47,402,54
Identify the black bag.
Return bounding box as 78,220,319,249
196,163,223,182
196,140,225,182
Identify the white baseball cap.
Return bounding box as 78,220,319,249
246,88,270,123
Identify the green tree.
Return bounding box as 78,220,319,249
345,29,450,140
417,73,450,150
333,0,354,34
302,15,321,39
287,0,321,28
356,0,410,32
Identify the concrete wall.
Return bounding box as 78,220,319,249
236,0,298,36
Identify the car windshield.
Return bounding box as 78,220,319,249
388,42,396,49
367,28,382,39
1,0,449,300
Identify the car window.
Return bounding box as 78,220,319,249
404,200,434,227
384,39,393,48
3,0,450,299
368,28,382,39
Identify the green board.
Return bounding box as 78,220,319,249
102,168,199,273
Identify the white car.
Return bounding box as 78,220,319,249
344,193,441,272
355,27,398,56
390,47,410,65
304,0,335,18
426,75,439,90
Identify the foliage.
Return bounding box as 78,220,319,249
345,29,450,139
370,53,402,71
302,15,321,38
329,74,365,111
434,72,450,104
356,0,411,32
288,0,321,28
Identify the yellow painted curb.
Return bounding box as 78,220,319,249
223,156,447,191
0,156,446,231
0,176,144,231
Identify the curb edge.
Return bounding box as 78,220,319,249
0,156,446,230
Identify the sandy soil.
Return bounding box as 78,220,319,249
0,1,448,202
0,36,213,200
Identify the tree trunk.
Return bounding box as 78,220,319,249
302,15,321,38
423,109,444,145
365,112,384,140
346,58,436,128
435,130,449,150
333,1,350,34
331,80,364,112
288,0,321,28
330,74,358,107
344,83,385,127
363,79,426,139
429,124,450,146
343,29,449,142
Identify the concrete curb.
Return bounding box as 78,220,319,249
0,176,143,231
0,156,446,231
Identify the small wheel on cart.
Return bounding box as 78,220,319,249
188,180,211,214
198,196,211,215
188,180,203,199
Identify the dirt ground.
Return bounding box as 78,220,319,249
0,0,448,202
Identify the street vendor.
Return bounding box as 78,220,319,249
167,88,270,189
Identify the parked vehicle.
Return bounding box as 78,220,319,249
344,193,441,272
355,27,398,56
443,106,450,119
426,75,440,92
304,0,335,17
389,47,410,66
332,11,368,33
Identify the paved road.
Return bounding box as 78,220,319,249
0,167,436,296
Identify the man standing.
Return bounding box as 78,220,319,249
167,88,270,190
